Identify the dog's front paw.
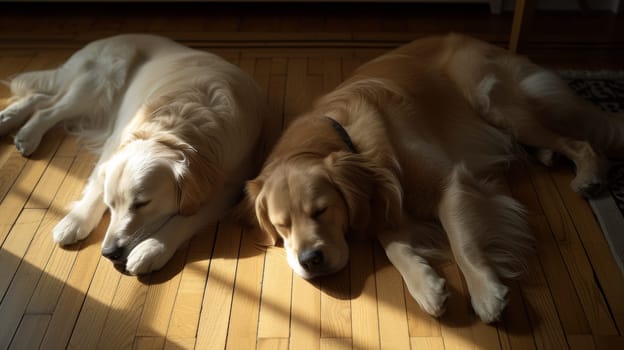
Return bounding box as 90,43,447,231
406,267,450,317
53,214,92,245
125,239,169,275
469,279,509,323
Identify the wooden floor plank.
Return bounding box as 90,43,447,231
320,266,352,339
166,226,217,339
257,246,293,339
135,243,187,337
498,282,537,350
226,229,267,349
0,209,45,299
258,338,289,350
133,336,165,350
0,149,89,350
39,219,107,350
289,273,321,350
24,154,72,209
349,240,380,350
8,313,50,350
67,252,121,349
438,264,477,350
567,334,596,350
528,162,618,335
550,167,624,333
26,154,96,314
373,242,411,350
97,274,149,349
508,161,592,336
0,127,65,245
195,222,242,349
521,252,569,350
410,336,445,350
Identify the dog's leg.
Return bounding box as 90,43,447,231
53,163,108,245
13,73,98,156
378,218,449,317
53,175,107,245
52,136,120,245
437,164,532,323
0,93,53,136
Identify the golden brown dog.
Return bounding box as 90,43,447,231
245,34,624,322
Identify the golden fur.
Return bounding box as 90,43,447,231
0,34,264,275
246,34,624,322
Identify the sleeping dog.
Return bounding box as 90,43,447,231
245,34,624,322
0,34,264,275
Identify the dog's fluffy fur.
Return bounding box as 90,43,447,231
0,34,264,275
245,34,624,322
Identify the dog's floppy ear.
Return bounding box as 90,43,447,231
325,151,402,233
176,147,222,216
246,179,279,246
151,132,222,216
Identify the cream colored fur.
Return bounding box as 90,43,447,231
246,34,624,323
0,34,264,275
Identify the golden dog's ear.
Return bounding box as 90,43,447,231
325,151,402,233
246,179,279,246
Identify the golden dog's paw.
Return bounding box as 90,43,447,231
470,280,509,323
571,176,605,198
407,267,450,318
125,238,168,275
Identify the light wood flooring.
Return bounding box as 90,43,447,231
1,3,624,350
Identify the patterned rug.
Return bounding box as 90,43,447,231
564,72,624,273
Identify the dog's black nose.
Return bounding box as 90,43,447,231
102,246,123,261
298,249,324,271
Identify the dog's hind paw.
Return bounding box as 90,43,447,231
125,238,169,275
0,110,21,136
572,179,605,198
14,134,40,157
470,280,509,323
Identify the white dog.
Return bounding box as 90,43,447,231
0,34,264,275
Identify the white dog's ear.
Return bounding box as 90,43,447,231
174,147,222,216
325,151,402,233
154,133,222,216
246,179,279,246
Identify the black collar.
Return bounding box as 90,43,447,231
325,116,357,153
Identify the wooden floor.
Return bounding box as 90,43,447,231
1,3,624,350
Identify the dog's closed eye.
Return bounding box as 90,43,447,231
311,207,327,219
131,200,151,211
275,221,291,229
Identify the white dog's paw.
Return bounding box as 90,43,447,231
0,110,18,136
53,214,92,245
14,129,41,157
469,280,509,323
406,268,450,317
125,239,169,276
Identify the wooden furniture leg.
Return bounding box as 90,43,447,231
509,0,537,53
